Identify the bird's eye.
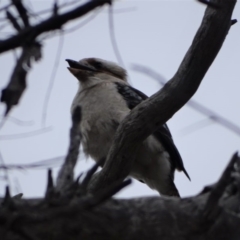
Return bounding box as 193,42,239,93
93,61,102,69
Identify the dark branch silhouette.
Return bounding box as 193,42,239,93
89,0,237,194
0,0,110,117
56,106,82,193
1,42,42,115
41,35,64,126
132,64,240,137
0,0,110,54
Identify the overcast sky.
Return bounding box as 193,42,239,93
0,0,239,199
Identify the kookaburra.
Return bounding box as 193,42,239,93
66,58,190,197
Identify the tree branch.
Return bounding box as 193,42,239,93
89,0,237,193
0,0,110,54
132,64,240,137
56,106,82,193
0,154,240,240
12,0,30,27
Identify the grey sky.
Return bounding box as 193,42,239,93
0,0,239,198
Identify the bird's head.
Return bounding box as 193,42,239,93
66,58,127,89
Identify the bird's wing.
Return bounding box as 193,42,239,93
115,82,190,180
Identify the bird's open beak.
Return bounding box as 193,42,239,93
66,59,96,75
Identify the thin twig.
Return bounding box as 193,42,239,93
45,169,54,200
81,158,105,189
0,115,34,127
38,9,101,42
108,4,124,68
0,151,10,185
12,0,30,27
41,34,64,127
56,106,82,192
180,118,214,135
6,10,22,31
28,0,81,18
112,6,137,14
132,64,240,137
62,8,101,34
204,153,239,219
0,126,52,140
0,156,64,170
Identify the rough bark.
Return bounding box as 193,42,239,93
89,0,237,193
0,154,240,240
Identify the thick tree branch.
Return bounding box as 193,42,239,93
0,0,110,54
89,0,237,193
0,154,240,240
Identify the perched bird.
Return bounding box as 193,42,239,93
66,58,190,197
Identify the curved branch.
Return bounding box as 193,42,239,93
90,0,237,193
132,64,240,137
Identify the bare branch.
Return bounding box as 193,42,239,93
0,156,63,170
1,42,42,115
204,152,239,219
0,0,111,54
81,158,105,189
0,126,52,140
27,0,81,18
90,0,237,193
0,151,10,185
62,9,101,35
56,106,82,192
0,115,34,126
6,10,22,31
0,1,110,116
45,169,54,200
12,0,30,27
2,186,12,207
132,64,240,137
